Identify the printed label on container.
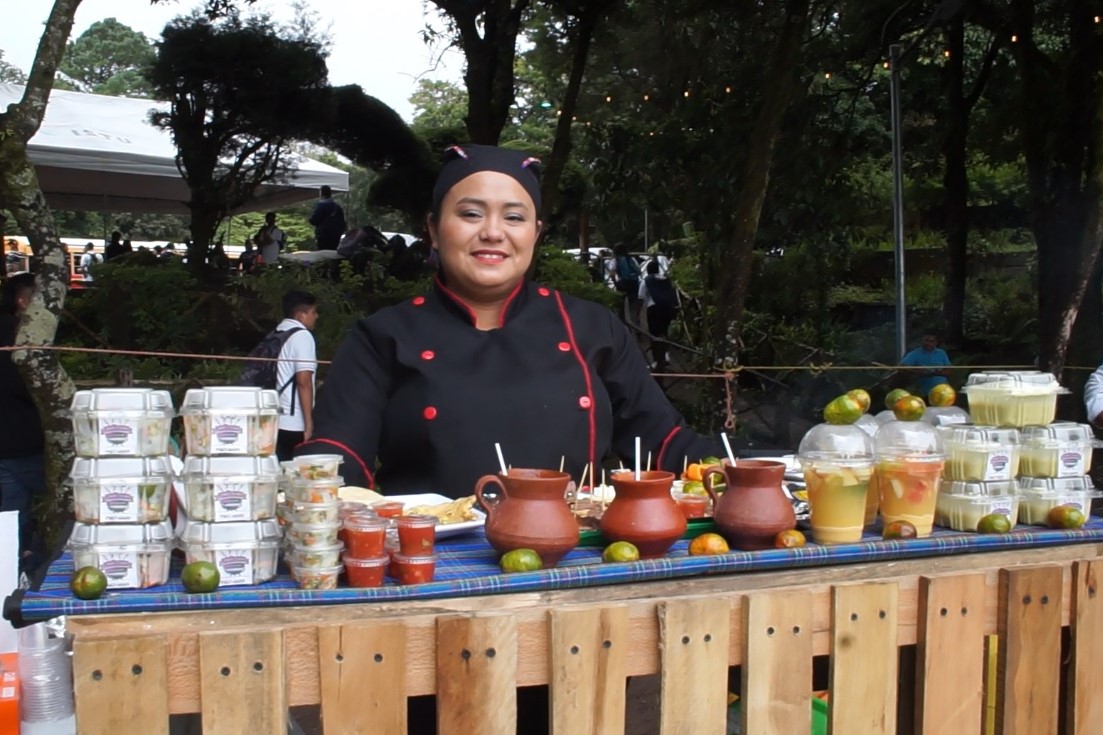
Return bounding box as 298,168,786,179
99,482,140,523
1056,443,1086,477
210,415,249,455
215,549,254,586
96,414,139,455
98,552,139,589
984,453,1013,482
213,481,253,522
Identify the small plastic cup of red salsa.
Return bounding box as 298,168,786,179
372,501,406,519
390,552,437,585
344,556,389,588
343,516,389,558
396,514,437,556
675,493,710,519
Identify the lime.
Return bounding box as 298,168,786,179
500,548,543,573
181,561,221,593
70,566,107,600
1047,505,1086,530
682,480,707,496
976,513,1012,534
701,456,723,467
884,389,910,411
602,541,641,563
882,520,918,540
823,394,863,425
892,395,926,422
846,389,872,413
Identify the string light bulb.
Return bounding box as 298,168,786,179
1095,15,1101,23
824,72,831,79
943,50,951,58
643,93,650,101
683,90,690,98
883,61,890,69
724,86,732,93
605,95,612,103
1011,34,1018,42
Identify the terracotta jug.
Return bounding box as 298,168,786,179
600,470,685,558
704,460,795,550
474,468,579,567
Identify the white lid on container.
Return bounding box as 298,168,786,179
922,406,972,426
69,456,174,481
873,420,945,459
69,518,174,547
1016,475,1099,495
290,476,345,489
942,480,1017,497
70,388,174,416
1019,422,1099,445
797,423,874,463
181,455,282,480
180,387,279,412
961,371,1068,395
938,426,1021,446
175,516,282,545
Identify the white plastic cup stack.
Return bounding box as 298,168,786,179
17,623,75,730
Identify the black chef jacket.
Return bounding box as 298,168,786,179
297,278,722,497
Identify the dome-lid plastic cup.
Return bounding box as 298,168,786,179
797,423,876,543
922,406,971,427
873,421,945,537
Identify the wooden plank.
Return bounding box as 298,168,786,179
318,621,407,734
549,605,628,735
199,629,286,735
996,566,1063,735
829,582,898,734
742,590,813,735
1068,560,1103,735
437,614,517,735
659,597,731,735
914,574,987,735
72,636,169,735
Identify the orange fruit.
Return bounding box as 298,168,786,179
601,541,640,563
684,463,706,482
928,384,956,407
892,395,926,422
1046,504,1086,530
882,520,918,540
884,389,910,411
688,532,730,555
824,394,863,425
774,529,806,548
846,389,872,414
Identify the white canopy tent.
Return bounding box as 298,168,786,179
0,83,349,214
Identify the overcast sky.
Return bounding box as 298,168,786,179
2,0,464,121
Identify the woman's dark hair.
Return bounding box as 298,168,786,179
281,290,317,319
2,272,35,314
646,259,660,276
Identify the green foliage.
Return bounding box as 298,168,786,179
0,50,27,84
534,247,619,308
58,18,155,97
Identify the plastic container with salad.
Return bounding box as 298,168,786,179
179,455,281,522
180,387,279,456
70,456,173,524
68,519,173,589
70,388,174,457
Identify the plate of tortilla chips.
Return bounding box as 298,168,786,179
388,493,486,538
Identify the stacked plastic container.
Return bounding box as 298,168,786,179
66,389,175,589
956,371,1100,528
177,387,282,586
937,426,1021,531
282,454,346,589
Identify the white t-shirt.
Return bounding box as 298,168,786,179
80,252,99,281
274,317,316,431
257,225,284,265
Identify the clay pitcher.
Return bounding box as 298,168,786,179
474,468,579,567
704,460,794,550
600,470,685,558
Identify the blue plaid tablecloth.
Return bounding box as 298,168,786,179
7,520,1103,625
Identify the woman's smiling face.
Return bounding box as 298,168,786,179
429,171,541,303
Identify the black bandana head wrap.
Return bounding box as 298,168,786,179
431,145,543,216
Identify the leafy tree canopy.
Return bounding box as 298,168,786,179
57,17,155,97
0,50,27,84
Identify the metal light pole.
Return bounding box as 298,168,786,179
889,43,907,360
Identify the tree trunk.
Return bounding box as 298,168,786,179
940,17,968,347
0,0,84,546
713,0,811,363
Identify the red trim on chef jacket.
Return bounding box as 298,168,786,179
657,425,682,471
433,276,479,325
553,291,597,472
495,280,525,327
302,437,375,489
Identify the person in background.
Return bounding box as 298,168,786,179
899,332,951,398
0,273,46,572
1084,362,1103,426
609,242,642,325
104,230,124,261
238,239,259,275
254,212,284,265
79,242,100,283
638,259,679,371
275,291,319,461
161,242,177,262
122,238,134,255
5,238,25,275
209,239,231,272
309,185,346,251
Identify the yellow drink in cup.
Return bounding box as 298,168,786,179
802,462,873,544
875,459,944,537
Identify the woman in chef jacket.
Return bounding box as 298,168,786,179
297,145,721,495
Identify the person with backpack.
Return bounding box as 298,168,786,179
79,242,101,283
240,291,319,460
639,259,679,371
308,186,347,251
609,242,642,325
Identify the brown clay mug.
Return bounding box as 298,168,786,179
704,460,795,550
474,468,579,567
600,470,685,558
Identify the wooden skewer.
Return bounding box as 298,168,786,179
559,455,565,473
646,451,652,472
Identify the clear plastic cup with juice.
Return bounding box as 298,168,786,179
873,420,945,537
797,423,876,544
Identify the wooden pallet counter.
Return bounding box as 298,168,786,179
64,541,1103,735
